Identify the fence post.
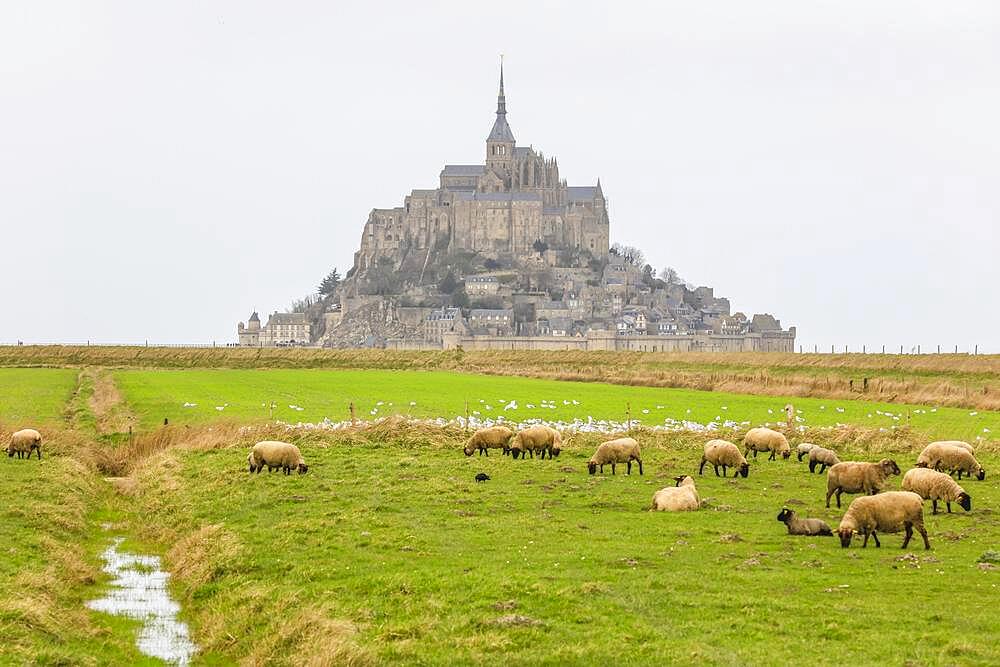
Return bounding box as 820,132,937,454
862,344,865,354
917,345,920,354
975,345,978,355
349,401,355,425
831,345,834,353
464,401,469,434
626,402,632,433
937,345,940,354
882,345,885,354
900,345,904,354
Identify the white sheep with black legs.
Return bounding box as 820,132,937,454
837,491,930,550
825,459,900,508
742,427,791,461
248,441,308,475
699,439,749,478
587,437,642,475
464,426,514,456
796,443,816,462
7,429,42,460
808,446,840,474
916,443,985,481
776,508,832,536
901,468,972,514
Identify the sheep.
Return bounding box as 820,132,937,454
901,468,972,514
796,442,817,462
808,446,841,474
587,437,642,475
825,459,900,508
510,425,562,460
7,429,42,460
248,440,308,475
742,427,791,461
836,491,930,550
651,476,700,511
916,443,985,481
699,439,749,478
776,508,833,536
464,426,514,457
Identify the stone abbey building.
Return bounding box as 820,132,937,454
352,65,610,272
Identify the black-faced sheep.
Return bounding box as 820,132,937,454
7,429,42,460
651,475,700,511
510,425,562,460
916,443,985,481
742,427,791,461
248,440,308,475
699,439,749,478
825,459,900,508
587,437,642,475
901,467,972,514
837,491,930,550
776,508,833,536
796,443,817,462
808,446,841,474
464,426,514,457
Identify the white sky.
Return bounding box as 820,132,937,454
1,1,997,352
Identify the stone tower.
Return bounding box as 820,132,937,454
485,61,515,179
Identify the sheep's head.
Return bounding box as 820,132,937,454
738,462,750,478
838,528,856,548
587,461,597,475
914,461,929,469
958,492,972,512
674,475,692,487
976,468,986,481
463,444,475,457
881,459,901,475
297,463,309,475
777,508,793,523
781,450,791,460
550,444,561,458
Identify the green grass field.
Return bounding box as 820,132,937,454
1,362,999,665
0,367,78,426
113,368,999,443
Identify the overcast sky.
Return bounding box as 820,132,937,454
2,1,997,352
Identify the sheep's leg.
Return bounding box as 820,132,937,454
932,499,939,514
918,524,930,550
862,531,870,548
35,448,42,460
718,464,724,477
956,470,964,480
769,450,776,461
946,501,952,513
901,523,913,549
638,460,643,475
835,489,843,508
626,461,632,475
871,531,881,548
825,489,833,508
611,462,616,475
699,457,707,475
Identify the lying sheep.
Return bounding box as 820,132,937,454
837,491,930,550
699,439,749,478
651,475,700,511
916,443,986,481
742,427,791,461
248,440,308,475
7,429,42,460
808,446,841,474
825,459,900,508
796,443,817,462
588,437,642,475
510,425,562,460
464,426,514,457
901,468,972,514
776,508,833,536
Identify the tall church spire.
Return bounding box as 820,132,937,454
487,56,515,144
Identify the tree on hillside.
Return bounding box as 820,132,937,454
438,271,458,294
661,266,683,285
318,267,341,295
532,239,549,255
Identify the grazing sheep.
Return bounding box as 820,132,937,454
901,468,972,514
475,472,490,483
699,439,749,478
916,444,985,481
510,425,562,460
808,446,841,474
587,437,642,475
825,459,900,508
651,476,700,511
742,427,791,461
7,429,42,460
837,491,930,550
796,443,817,462
776,508,833,536
464,426,514,457
248,440,308,475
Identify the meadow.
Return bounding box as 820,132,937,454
111,368,999,443
1,354,999,665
